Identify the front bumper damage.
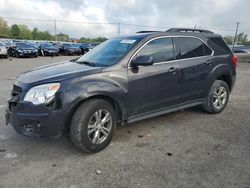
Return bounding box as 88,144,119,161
5,85,66,138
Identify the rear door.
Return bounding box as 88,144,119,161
127,37,180,117
174,37,213,103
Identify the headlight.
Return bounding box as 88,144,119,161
18,49,23,52
24,83,60,105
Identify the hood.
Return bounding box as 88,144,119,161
16,61,102,85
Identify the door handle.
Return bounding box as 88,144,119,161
206,60,212,65
168,67,178,73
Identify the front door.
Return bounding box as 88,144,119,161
127,37,180,117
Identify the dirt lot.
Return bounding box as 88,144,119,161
0,56,249,188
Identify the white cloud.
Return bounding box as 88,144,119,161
0,0,250,38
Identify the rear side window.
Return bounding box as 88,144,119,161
176,37,212,59
207,37,231,55
136,37,174,63
204,44,213,56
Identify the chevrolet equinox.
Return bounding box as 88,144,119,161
6,28,237,153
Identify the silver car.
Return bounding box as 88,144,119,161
0,42,8,58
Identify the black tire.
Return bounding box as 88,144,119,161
70,99,116,153
203,80,229,114
15,52,19,58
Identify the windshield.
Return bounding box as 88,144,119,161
64,43,74,48
77,38,139,67
16,43,32,48
41,43,53,48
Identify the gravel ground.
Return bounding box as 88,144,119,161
0,56,249,188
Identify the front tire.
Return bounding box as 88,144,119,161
70,99,116,153
15,52,20,58
203,80,229,114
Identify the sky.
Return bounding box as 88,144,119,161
0,0,250,39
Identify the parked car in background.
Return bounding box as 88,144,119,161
5,28,237,153
2,41,12,50
0,42,8,58
38,43,59,56
61,43,82,55
78,43,93,54
232,46,250,54
9,42,38,58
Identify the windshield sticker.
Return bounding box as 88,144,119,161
120,40,136,44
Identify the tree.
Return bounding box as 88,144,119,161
0,17,10,36
38,31,53,40
18,24,32,39
31,27,39,40
79,37,108,43
237,32,248,45
223,36,233,45
10,24,20,38
55,33,69,41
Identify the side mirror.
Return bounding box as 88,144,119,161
131,55,154,67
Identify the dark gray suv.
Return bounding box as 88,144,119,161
6,28,237,153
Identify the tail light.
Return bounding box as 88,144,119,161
232,54,238,70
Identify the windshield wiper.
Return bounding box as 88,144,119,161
76,61,96,67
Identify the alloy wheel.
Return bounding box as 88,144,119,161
87,109,112,144
212,86,227,110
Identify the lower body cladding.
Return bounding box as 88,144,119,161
5,102,66,138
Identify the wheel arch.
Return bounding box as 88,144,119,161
64,94,125,132
216,74,233,91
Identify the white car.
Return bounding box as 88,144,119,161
0,43,8,58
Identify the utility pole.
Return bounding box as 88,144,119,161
54,19,57,41
117,22,120,36
233,22,239,47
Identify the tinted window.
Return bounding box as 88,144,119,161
203,43,213,56
136,37,174,64
207,37,231,55
178,38,204,59
16,43,32,48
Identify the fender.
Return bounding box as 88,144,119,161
62,78,128,120
206,63,233,93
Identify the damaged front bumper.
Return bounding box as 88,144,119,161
5,85,66,138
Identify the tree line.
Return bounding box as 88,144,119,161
223,33,250,46
0,17,107,42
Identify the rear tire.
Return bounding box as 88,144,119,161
70,99,116,153
202,80,229,114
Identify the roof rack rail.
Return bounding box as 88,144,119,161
166,28,213,34
136,31,160,33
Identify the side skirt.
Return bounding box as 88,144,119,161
127,99,204,124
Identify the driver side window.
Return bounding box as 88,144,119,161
136,37,174,64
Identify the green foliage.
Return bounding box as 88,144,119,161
0,17,10,36
10,24,20,38
0,16,54,41
18,24,32,39
237,32,248,45
31,27,39,40
79,37,107,43
224,32,250,46
0,16,109,42
55,33,69,41
223,36,233,45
